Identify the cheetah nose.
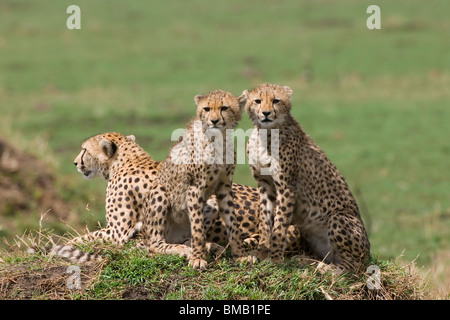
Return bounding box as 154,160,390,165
262,111,271,117
74,162,77,166
211,119,219,125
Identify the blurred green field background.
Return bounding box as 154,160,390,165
0,0,449,283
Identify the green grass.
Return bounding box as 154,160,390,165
0,0,449,296
0,240,436,300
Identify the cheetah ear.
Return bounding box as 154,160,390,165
282,86,293,98
194,95,204,105
241,90,251,112
238,93,247,111
99,139,118,159
126,135,136,142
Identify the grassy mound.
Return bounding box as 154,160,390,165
0,239,436,300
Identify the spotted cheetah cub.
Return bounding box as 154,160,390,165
243,83,370,273
143,90,253,269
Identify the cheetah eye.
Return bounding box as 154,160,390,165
203,107,210,112
272,98,280,104
220,106,229,111
254,99,261,104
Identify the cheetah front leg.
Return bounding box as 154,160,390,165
253,177,276,260
187,184,208,270
270,184,297,262
215,180,250,262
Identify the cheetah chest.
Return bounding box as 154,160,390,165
247,128,281,176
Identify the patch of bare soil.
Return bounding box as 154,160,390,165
0,138,72,230
0,262,99,299
121,285,153,299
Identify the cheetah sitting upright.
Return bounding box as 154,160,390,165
143,90,254,269
243,83,370,273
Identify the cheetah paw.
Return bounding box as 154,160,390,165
236,255,257,266
189,258,208,270
316,261,333,274
205,242,226,257
243,236,259,248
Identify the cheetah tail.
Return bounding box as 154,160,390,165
28,244,103,264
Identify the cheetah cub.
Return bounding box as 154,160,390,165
243,83,370,273
143,90,253,270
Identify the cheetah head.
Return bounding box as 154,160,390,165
242,83,292,128
73,133,135,180
194,90,246,131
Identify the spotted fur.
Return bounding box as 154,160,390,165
142,90,258,269
31,124,302,264
243,83,370,273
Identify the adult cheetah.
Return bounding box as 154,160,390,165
30,132,161,263
243,83,370,273
72,132,157,245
